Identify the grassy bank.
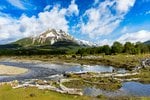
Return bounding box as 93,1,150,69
0,84,149,100
117,67,150,83
62,77,121,91
1,54,150,83
1,54,149,69
0,85,90,100
0,54,150,100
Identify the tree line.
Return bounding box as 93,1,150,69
76,42,150,56
0,41,149,56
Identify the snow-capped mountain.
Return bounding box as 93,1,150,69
75,39,98,47
14,28,96,47
34,29,74,45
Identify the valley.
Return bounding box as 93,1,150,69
0,53,150,100
0,29,150,100
1,0,150,99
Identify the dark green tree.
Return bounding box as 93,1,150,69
111,41,123,54
76,48,86,58
124,42,135,54
102,45,111,55
135,42,149,54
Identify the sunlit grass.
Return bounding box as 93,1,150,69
0,85,90,100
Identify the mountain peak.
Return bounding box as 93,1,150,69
14,28,96,47
31,28,73,45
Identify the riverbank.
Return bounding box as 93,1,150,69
0,64,28,75
0,84,91,100
0,54,150,99
0,83,149,100
0,54,150,83
1,54,149,69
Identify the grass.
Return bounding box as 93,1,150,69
62,76,122,91
115,67,150,83
136,67,150,83
0,85,90,100
0,54,150,99
0,85,149,100
1,54,150,83
2,53,149,69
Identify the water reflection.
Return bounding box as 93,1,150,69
83,82,150,97
0,61,149,97
66,65,126,73
0,61,126,82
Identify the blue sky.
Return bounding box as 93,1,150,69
0,0,150,45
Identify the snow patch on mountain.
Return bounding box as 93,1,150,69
30,28,96,46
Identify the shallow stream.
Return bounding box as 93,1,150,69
0,61,149,97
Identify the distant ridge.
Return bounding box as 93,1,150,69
144,40,150,45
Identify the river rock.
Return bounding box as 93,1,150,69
141,59,150,68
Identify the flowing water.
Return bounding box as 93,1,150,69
0,61,150,97
0,61,125,82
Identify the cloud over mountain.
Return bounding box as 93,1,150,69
117,30,150,43
0,0,79,44
80,0,136,38
0,0,150,45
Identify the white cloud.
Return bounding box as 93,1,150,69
38,6,69,32
80,0,136,38
116,0,135,13
0,6,6,10
94,0,99,5
121,26,128,33
44,0,79,16
117,30,150,43
44,5,51,11
67,0,79,16
7,0,26,10
145,10,150,15
98,39,113,46
0,0,79,44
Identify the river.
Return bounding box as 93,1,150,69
0,60,150,97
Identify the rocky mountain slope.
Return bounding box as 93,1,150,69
14,29,96,47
